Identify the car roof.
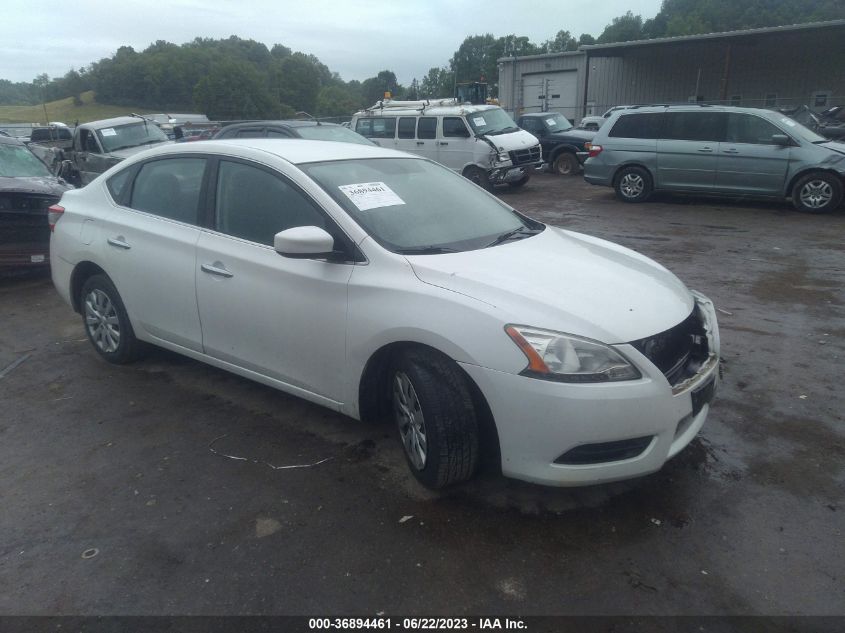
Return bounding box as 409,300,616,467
221,120,340,130
0,135,26,147
82,116,151,129
142,138,413,165
520,112,567,118
613,104,777,116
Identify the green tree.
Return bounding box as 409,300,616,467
597,11,647,43
543,30,578,53
419,66,454,99
193,59,275,119
315,85,361,117
273,53,321,113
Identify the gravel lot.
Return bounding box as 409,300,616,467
1,173,843,616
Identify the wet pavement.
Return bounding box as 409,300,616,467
0,173,843,615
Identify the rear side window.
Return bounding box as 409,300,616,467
663,112,727,142
267,129,293,138
398,117,416,139
129,158,206,224
215,160,325,246
235,128,264,139
418,117,437,139
608,113,663,139
355,117,396,139
725,113,784,145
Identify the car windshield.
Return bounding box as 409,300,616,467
466,108,520,136
302,157,543,253
0,143,52,178
96,122,169,152
543,113,573,131
296,125,374,146
768,113,828,143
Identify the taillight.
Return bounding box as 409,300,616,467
588,144,603,158
47,204,64,232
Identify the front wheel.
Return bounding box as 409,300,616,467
80,274,142,364
614,166,653,203
553,152,579,176
463,166,492,191
791,172,843,213
389,349,479,489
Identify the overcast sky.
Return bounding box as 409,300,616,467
2,0,664,85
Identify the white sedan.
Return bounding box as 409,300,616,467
49,140,720,489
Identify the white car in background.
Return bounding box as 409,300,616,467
50,139,719,489
579,105,637,131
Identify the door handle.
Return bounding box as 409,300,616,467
201,262,233,278
107,236,131,250
697,147,714,153
722,148,739,154
439,142,449,146
416,141,425,145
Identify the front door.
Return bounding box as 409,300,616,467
195,158,353,402
436,116,475,171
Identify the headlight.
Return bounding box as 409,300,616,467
497,151,510,162
505,325,641,383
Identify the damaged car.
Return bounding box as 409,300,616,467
0,136,71,271
51,139,720,490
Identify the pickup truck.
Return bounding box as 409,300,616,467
58,116,171,186
516,113,594,176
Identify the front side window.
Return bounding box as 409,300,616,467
215,160,325,246
520,118,542,134
542,113,573,131
96,122,168,152
417,117,437,139
725,113,783,144
235,128,265,138
354,117,396,139
609,113,664,139
129,158,206,224
663,112,727,142
302,158,542,254
443,117,470,138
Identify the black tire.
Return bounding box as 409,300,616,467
614,165,653,203
463,166,492,191
791,172,843,214
553,152,579,176
389,348,479,489
80,274,142,364
507,174,530,188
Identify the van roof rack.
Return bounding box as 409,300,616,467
365,98,460,113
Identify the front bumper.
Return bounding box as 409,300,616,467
460,297,720,487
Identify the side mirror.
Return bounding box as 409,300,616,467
274,226,335,259
772,134,790,146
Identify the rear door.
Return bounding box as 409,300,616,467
716,113,792,195
99,156,207,351
413,117,439,163
656,111,727,191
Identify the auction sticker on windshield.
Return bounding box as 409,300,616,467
101,128,117,137
546,118,557,126
338,182,405,211
472,116,486,126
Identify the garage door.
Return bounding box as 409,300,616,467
521,71,578,122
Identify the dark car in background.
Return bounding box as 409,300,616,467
517,113,595,176
0,136,71,271
213,120,374,145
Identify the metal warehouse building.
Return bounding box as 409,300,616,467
497,20,845,124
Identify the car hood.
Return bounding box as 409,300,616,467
820,140,845,155
406,226,693,344
549,128,595,142
0,175,70,196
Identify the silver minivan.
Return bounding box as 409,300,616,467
584,105,845,213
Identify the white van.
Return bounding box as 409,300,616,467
351,99,542,189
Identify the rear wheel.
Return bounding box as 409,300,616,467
80,274,142,364
791,172,843,213
553,152,579,176
463,166,491,191
389,348,479,489
614,166,653,203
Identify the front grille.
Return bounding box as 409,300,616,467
0,194,58,247
509,144,542,166
630,307,709,386
555,436,654,465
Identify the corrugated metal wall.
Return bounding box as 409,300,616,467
498,52,585,122
499,25,845,123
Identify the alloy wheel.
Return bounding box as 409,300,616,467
393,371,427,470
84,289,121,353
799,180,833,209
620,173,645,198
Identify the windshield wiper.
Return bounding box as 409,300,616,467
396,245,460,255
485,225,540,248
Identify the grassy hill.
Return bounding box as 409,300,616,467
0,91,155,125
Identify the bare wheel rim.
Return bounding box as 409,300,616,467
555,155,574,175
620,173,645,198
392,371,427,470
84,289,121,353
799,180,833,209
